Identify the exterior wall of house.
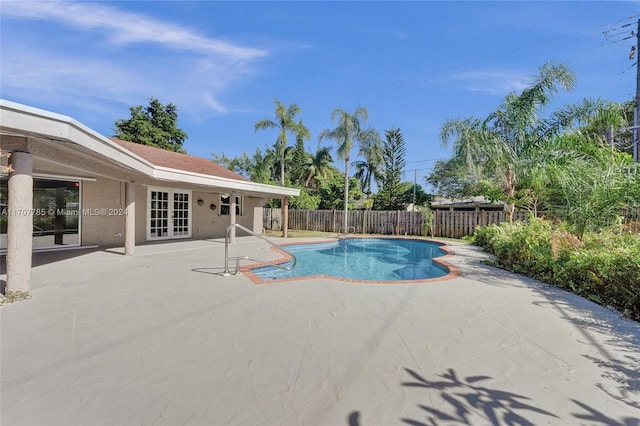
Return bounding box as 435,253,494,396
135,183,147,244
192,190,222,238
243,197,268,234
81,180,267,247
81,178,127,247
192,191,266,238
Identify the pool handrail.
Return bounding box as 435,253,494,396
223,223,297,276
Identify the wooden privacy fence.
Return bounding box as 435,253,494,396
263,208,529,238
432,210,528,238
622,207,640,233
264,207,640,239
623,207,640,222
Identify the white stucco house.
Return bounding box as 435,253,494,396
0,100,299,293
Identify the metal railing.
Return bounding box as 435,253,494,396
223,223,297,276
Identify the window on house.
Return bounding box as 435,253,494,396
1,177,81,250
220,194,241,216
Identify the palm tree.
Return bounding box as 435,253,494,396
319,107,379,231
581,99,629,149
441,62,576,221
304,147,334,188
255,99,308,237
255,99,306,185
352,131,383,196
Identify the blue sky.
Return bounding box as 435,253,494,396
1,1,639,188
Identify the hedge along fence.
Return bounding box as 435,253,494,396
263,207,640,239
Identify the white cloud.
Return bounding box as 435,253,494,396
1,1,266,60
201,94,227,115
0,1,269,118
2,47,142,98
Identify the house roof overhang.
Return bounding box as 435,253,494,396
0,100,299,198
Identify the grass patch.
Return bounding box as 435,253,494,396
264,230,337,238
264,229,463,242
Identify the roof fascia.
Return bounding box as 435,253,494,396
1,100,300,197
153,167,300,197
0,100,155,175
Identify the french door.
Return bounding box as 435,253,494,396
147,188,191,240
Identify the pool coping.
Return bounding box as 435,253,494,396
240,236,462,285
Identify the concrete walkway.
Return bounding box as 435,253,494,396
1,237,639,425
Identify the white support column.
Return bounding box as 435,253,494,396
6,151,33,293
229,192,237,244
124,182,135,256
282,196,289,238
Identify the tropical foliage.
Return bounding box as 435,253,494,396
352,130,384,196
215,61,637,238
431,62,639,227
427,61,640,320
214,98,437,211
438,62,578,220
319,107,380,227
374,127,408,210
254,99,309,186
473,218,640,321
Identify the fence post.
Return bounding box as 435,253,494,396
332,209,336,233
362,210,367,234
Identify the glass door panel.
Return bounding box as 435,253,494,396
148,188,190,240
149,190,169,238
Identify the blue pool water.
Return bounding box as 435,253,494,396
252,238,449,281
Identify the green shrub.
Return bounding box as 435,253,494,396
472,219,640,322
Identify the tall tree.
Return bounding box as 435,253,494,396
114,97,187,153
254,99,308,186
440,62,576,221
353,131,383,196
213,147,276,184
289,121,312,186
374,127,408,210
319,107,379,231
303,147,334,189
426,158,483,199
254,99,308,237
316,174,364,210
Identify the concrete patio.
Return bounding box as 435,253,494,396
1,237,639,425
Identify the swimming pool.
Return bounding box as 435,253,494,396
250,238,450,282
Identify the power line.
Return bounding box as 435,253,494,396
406,167,434,172
602,18,636,43
374,14,640,92
406,157,444,164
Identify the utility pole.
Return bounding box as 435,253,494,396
635,18,640,162
412,170,416,235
